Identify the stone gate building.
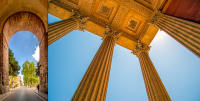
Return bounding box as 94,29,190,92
0,0,48,94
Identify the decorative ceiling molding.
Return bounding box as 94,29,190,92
113,0,154,17
48,0,159,50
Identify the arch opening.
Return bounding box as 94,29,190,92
9,31,40,90
0,12,48,94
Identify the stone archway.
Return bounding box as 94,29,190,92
0,12,48,94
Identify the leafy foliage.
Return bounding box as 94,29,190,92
36,62,40,77
22,61,39,87
9,76,21,88
9,49,20,76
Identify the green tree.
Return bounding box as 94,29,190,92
9,49,20,76
9,76,21,88
22,61,39,87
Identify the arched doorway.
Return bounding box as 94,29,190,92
0,12,48,94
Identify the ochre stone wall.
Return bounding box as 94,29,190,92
39,32,48,93
0,0,47,33
0,32,9,94
0,0,48,94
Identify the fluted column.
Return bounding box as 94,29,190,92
132,42,171,101
152,12,200,57
48,14,88,45
72,27,120,101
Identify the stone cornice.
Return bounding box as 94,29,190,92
50,0,79,12
113,0,154,17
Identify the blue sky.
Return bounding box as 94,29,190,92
48,14,200,101
9,31,39,79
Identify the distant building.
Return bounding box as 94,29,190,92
16,76,23,86
9,76,23,88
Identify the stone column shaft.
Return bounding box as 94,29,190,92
0,32,9,94
133,42,171,101
39,32,48,93
48,15,88,45
0,32,3,94
153,12,200,57
72,28,118,101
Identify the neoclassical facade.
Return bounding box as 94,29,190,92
48,0,199,100
0,0,48,94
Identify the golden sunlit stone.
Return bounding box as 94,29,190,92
48,0,162,50
132,42,171,101
47,0,199,100
47,0,172,100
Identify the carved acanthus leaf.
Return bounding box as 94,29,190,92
71,10,89,31
132,41,150,55
103,26,121,40
151,11,162,24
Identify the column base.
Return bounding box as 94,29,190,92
0,85,9,94
39,83,48,94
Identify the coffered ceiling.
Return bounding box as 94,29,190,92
49,0,165,50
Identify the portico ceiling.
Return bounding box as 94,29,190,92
49,0,165,50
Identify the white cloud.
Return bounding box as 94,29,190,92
151,30,168,44
32,46,40,62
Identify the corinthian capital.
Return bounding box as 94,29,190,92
77,16,89,31
151,11,162,24
132,41,150,56
71,10,89,31
103,26,121,40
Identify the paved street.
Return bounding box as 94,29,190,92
2,87,45,101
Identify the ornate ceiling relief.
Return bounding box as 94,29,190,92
49,0,162,50
120,10,147,39
97,5,113,19
127,19,140,32
128,20,138,29
91,0,119,23
100,6,111,16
